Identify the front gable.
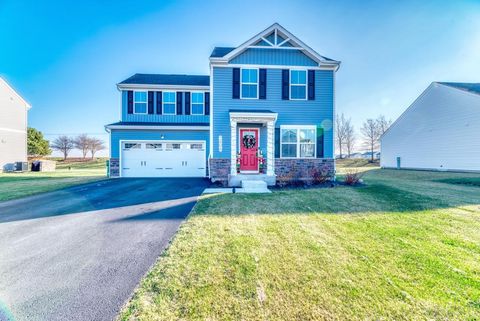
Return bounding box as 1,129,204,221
210,23,340,69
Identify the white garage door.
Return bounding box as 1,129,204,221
121,141,206,177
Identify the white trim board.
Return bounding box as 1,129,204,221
105,125,209,131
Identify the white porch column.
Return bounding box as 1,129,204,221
266,120,275,176
230,120,237,175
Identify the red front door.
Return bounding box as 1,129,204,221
240,129,259,172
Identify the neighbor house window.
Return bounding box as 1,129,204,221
134,91,147,114
290,70,307,100
191,92,204,115
163,91,176,115
241,68,258,99
280,126,316,158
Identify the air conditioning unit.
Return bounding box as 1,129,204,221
15,162,28,172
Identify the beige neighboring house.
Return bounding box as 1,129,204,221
0,77,31,171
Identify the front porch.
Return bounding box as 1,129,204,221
228,110,278,186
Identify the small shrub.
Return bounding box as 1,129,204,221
310,164,332,185
343,170,364,185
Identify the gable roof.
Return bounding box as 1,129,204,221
381,81,480,140
209,23,340,69
210,47,235,58
118,74,209,87
437,82,480,96
0,77,31,109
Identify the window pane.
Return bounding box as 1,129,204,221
300,144,315,157
300,129,315,143
191,103,203,115
134,102,147,113
241,84,257,98
282,144,297,158
281,129,297,143
192,92,204,103
134,91,147,102
163,103,175,114
242,68,257,83
291,70,306,85
163,92,175,103
291,85,306,99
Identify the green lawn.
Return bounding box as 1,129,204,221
0,158,107,202
120,169,480,321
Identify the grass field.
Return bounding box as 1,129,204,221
120,168,480,321
0,158,107,202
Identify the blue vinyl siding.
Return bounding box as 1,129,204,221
212,67,334,159
121,91,209,123
110,129,209,159
230,48,317,66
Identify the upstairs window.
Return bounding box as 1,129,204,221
134,91,147,114
162,91,176,115
290,70,307,100
241,68,258,99
280,126,316,158
191,92,204,115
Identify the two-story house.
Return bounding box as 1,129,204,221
0,77,31,172
105,23,340,186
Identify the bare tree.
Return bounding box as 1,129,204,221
335,113,348,159
345,120,355,158
376,115,392,137
74,134,90,159
51,136,74,160
361,119,380,162
88,138,105,159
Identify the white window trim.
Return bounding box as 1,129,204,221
240,68,259,99
289,69,308,101
190,91,205,115
162,91,177,115
280,125,316,159
133,90,148,114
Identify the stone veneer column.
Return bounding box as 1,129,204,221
266,120,275,176
230,120,237,175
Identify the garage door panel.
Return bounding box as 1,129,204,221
121,141,206,178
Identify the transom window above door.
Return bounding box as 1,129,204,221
280,125,316,158
134,91,147,114
191,92,204,115
163,92,176,115
241,68,258,99
290,70,307,100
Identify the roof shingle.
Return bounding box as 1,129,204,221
119,74,209,86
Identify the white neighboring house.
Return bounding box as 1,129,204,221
381,82,480,172
0,77,31,172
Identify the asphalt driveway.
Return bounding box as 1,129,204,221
0,178,209,321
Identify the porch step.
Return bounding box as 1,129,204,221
238,180,271,193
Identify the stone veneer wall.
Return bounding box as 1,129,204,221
209,158,231,185
209,158,335,186
109,158,120,177
274,158,335,183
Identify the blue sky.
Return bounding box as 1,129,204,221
1,0,479,155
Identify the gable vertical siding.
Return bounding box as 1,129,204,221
212,67,334,159
121,91,209,124
229,48,318,66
